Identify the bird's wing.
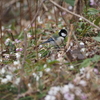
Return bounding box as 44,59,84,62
41,37,54,44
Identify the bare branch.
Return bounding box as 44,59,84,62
49,0,100,30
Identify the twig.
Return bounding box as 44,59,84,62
30,0,45,28
4,0,19,8
65,24,73,49
22,30,27,72
0,1,3,59
49,0,100,30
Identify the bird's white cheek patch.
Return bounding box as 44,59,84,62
61,32,66,37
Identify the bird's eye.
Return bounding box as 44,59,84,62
61,32,66,36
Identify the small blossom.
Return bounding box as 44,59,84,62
19,48,23,51
13,60,20,65
44,95,56,100
37,16,43,24
15,39,21,43
0,68,6,74
48,16,52,20
15,78,20,85
80,48,85,52
4,54,10,59
28,83,31,87
5,38,11,45
48,86,60,96
44,64,47,68
90,0,95,6
79,80,87,87
27,33,32,39
15,53,21,59
70,42,73,46
86,73,90,79
93,68,99,74
1,78,8,84
39,71,43,77
79,17,83,21
69,65,74,69
80,67,85,74
80,42,84,45
0,58,2,62
6,75,12,81
39,45,43,48
75,87,82,96
38,53,41,57
62,11,66,15
68,83,74,90
45,68,51,72
1,26,5,30
80,93,87,100
64,93,75,100
68,6,73,10
61,85,69,94
33,73,40,81
58,18,62,21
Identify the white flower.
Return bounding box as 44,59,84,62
6,75,12,81
45,68,51,72
69,65,74,69
70,42,73,46
44,64,47,68
48,16,52,20
37,16,43,24
68,83,74,90
15,78,20,85
44,95,56,100
80,48,85,52
64,93,75,100
58,18,62,21
1,78,8,84
32,73,37,77
39,45,43,48
13,60,20,65
80,42,84,45
80,67,85,74
39,71,43,77
27,33,32,38
75,87,82,96
79,17,83,21
32,73,40,81
15,53,21,59
2,26,5,30
0,68,6,74
36,75,39,81
38,53,41,57
86,73,90,79
68,6,73,10
61,85,69,94
48,86,60,96
79,80,87,87
28,83,31,87
5,38,11,45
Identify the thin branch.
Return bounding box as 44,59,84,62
49,0,100,30
30,0,45,28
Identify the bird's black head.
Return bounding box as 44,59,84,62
59,29,67,38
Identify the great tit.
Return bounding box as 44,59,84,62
41,29,67,46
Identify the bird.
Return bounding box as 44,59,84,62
41,29,68,46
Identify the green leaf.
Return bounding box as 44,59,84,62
80,58,91,68
94,17,100,26
48,60,59,65
93,37,100,42
91,55,100,62
87,8,100,15
64,0,75,6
